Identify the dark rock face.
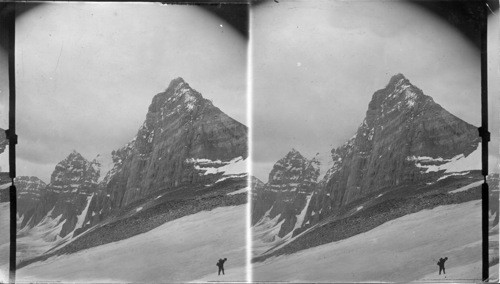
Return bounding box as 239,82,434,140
50,150,100,193
99,78,247,212
304,74,479,226
17,151,100,238
252,149,319,237
16,176,52,229
46,151,100,237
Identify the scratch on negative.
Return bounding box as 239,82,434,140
55,42,64,72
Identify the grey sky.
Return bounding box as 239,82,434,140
0,1,498,184
251,0,497,182
0,3,247,182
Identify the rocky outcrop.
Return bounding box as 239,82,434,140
252,149,319,238
17,151,100,238
16,176,53,228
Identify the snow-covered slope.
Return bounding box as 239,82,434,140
253,200,481,282
18,205,247,283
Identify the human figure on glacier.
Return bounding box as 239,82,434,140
217,258,227,275
437,257,448,275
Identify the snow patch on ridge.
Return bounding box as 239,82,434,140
314,151,335,182
227,187,249,196
449,180,483,194
184,93,197,110
74,194,93,233
408,144,481,174
187,156,247,177
293,194,312,232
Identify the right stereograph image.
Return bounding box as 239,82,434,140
251,0,498,282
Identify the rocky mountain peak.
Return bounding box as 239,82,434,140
253,149,319,238
99,77,247,207
303,74,480,224
268,149,319,187
285,148,303,159
369,73,430,116
167,77,187,90
50,150,100,188
15,176,47,192
386,73,407,87
146,77,208,120
69,149,82,158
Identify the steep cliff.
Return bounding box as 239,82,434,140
304,74,480,225
97,77,247,211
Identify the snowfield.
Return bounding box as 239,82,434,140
17,205,247,283
253,200,482,282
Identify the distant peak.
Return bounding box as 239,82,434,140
286,148,304,159
66,150,86,161
392,73,406,80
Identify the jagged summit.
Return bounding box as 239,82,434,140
15,176,47,192
368,74,431,118
286,148,304,159
386,73,407,86
167,77,187,90
268,148,319,185
148,77,204,114
50,150,100,187
61,150,88,165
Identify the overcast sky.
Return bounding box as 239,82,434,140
252,0,499,182
0,1,498,184
0,3,247,183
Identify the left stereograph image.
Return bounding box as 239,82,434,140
0,3,249,282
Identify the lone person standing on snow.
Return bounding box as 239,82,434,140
217,258,227,275
437,257,448,275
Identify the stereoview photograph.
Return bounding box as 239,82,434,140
0,0,498,283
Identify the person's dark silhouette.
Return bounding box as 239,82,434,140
437,257,448,275
216,258,227,275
